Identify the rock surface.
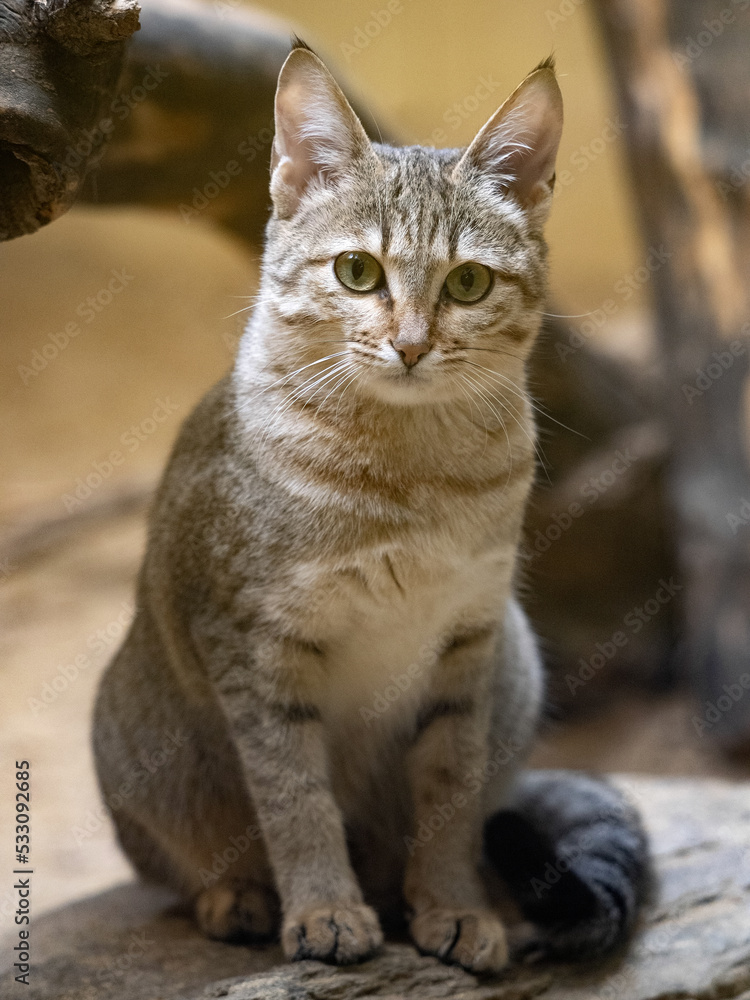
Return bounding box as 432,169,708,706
2,777,749,1000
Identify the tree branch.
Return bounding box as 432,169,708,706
0,0,140,240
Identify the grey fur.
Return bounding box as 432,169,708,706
92,44,647,973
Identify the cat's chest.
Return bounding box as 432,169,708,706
290,536,514,721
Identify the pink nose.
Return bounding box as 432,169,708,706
391,337,431,367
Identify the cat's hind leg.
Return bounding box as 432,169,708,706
100,760,280,943
481,599,650,960
93,633,280,944
104,771,280,943
109,801,280,942
195,878,280,943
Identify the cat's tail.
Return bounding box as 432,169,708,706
483,770,651,961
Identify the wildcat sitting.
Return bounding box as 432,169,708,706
93,41,648,973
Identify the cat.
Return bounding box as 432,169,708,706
92,40,649,973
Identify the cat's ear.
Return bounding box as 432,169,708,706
454,58,563,225
270,41,375,219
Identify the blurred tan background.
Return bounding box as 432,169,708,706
0,0,730,934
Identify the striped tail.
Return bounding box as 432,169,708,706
484,770,651,960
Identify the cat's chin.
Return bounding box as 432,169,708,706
359,369,460,408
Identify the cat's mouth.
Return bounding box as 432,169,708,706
359,356,462,407
382,361,433,385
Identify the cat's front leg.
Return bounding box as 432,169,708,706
404,630,508,973
210,637,383,965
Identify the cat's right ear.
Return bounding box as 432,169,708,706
270,42,375,219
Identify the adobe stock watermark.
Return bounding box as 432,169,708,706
359,660,429,726
358,629,456,727
72,728,190,845
681,334,748,405
404,735,523,856
529,792,645,901
197,767,330,887
94,931,155,988
17,270,134,386
53,66,170,180
179,118,275,223
339,1,409,62
426,75,504,146
692,673,750,737
197,824,264,889
565,578,682,696
555,245,673,362
199,565,336,691
27,603,135,715
591,968,635,1000
553,117,627,199
222,315,246,357
672,1,750,69
547,0,585,30
522,445,640,564
213,0,241,18
726,497,750,534
61,397,180,512
717,150,750,200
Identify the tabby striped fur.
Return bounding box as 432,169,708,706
93,41,648,973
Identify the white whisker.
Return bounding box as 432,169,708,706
333,369,360,421
460,371,514,485
231,351,353,420
461,359,587,440
313,365,358,421
455,372,489,456
540,309,598,319
464,366,550,480
252,360,352,451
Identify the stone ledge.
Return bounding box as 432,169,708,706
2,777,749,1000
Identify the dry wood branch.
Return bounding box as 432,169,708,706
2,778,749,999
0,0,140,240
77,0,387,245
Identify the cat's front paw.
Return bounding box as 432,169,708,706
282,902,383,965
410,908,508,973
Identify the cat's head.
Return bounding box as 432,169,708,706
254,41,563,408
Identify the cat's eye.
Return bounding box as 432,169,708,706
443,262,493,303
334,251,384,292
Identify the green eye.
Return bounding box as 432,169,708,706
444,262,492,303
334,251,383,292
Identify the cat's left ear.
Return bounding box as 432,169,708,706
270,41,376,219
454,58,563,226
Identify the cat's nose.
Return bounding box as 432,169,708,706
391,339,431,367
391,314,431,368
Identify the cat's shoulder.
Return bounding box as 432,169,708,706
169,373,237,464
150,373,259,532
